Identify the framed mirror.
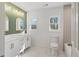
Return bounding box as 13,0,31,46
5,3,27,35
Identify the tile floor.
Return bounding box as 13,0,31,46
18,46,66,57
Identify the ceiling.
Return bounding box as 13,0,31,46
12,2,71,11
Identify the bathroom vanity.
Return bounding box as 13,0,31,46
5,33,31,57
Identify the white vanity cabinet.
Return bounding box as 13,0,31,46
4,34,31,57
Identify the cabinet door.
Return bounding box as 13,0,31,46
17,37,24,53
27,36,31,47
5,40,18,57
5,41,11,57
24,36,28,49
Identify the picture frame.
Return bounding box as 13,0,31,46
49,16,59,31
31,16,37,30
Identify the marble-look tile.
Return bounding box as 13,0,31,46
17,46,66,57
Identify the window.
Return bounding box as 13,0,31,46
49,16,59,31
31,17,37,29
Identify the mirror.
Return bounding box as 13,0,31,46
5,3,27,34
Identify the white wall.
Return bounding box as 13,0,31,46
0,3,5,56
27,6,63,51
